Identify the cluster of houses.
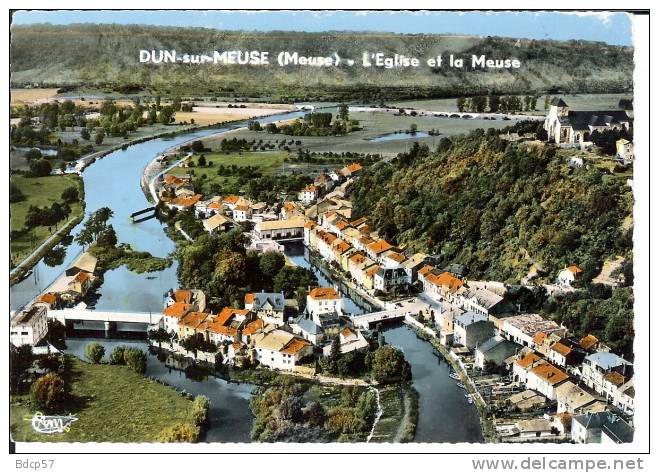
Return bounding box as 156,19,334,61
159,285,368,372
10,252,98,348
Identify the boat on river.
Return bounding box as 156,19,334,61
449,372,461,380
456,382,466,389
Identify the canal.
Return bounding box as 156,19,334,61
12,110,483,443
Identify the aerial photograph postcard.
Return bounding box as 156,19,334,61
7,8,648,456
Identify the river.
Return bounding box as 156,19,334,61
12,110,483,443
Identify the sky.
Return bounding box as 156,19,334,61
11,10,633,46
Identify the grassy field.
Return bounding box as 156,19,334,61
204,110,512,155
10,174,84,265
393,93,631,116
10,88,60,105
10,356,196,443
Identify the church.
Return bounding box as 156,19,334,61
543,98,630,144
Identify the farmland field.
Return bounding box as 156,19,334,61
10,174,84,265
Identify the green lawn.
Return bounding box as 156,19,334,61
168,151,292,196
10,174,84,265
10,356,196,443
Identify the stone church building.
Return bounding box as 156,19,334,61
543,98,630,144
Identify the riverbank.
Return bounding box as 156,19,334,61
409,325,496,442
10,174,85,286
10,355,200,443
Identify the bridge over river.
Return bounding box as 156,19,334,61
48,308,162,338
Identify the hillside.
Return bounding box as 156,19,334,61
10,24,633,101
349,132,633,283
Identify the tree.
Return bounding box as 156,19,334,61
46,320,66,350
29,158,52,177
305,401,327,427
279,396,304,422
80,128,91,141
338,103,349,121
273,266,317,298
84,342,105,364
409,123,418,135
61,186,79,203
109,346,126,365
94,129,105,145
123,348,147,375
10,345,33,393
31,373,66,411
488,95,501,113
369,346,410,384
456,97,466,112
148,327,170,349
9,180,24,203
259,251,286,279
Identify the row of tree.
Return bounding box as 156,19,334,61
456,95,538,113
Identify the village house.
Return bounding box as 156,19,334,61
202,213,235,234
194,196,223,218
547,339,586,367
555,381,598,414
10,304,48,347
543,98,630,145
314,172,335,192
290,314,324,345
402,253,429,283
581,352,632,399
422,271,464,303
177,311,210,340
163,301,193,334
474,336,521,370
557,265,583,287
571,412,633,444
161,174,193,197
200,307,252,345
164,194,203,211
244,291,286,326
65,252,98,277
254,216,307,241
298,184,319,204
365,239,394,263
340,162,363,178
322,327,369,356
306,287,343,318
525,362,569,400
457,286,505,316
232,204,252,222
253,327,312,371
500,313,566,347
615,138,634,164
453,311,495,350
512,351,544,384
281,201,305,220
374,267,409,294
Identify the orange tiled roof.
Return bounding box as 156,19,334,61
550,342,572,357
204,319,238,337
309,287,340,300
367,239,393,255
242,319,264,336
515,352,543,369
365,265,381,277
304,221,316,229
340,327,356,338
37,293,58,305
280,338,310,355
303,185,318,193
418,265,434,277
566,265,582,274
343,163,363,174
350,217,368,227
335,220,350,230
215,307,250,326
72,271,91,284
164,302,192,318
207,201,223,210
530,363,569,386
579,334,599,350
174,289,192,304
179,311,209,329
604,371,626,386
425,271,463,293
358,236,375,246
170,194,202,207
386,252,406,263
244,293,255,305
349,253,366,264
333,240,351,255
533,332,548,345
234,204,250,211
224,195,240,205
